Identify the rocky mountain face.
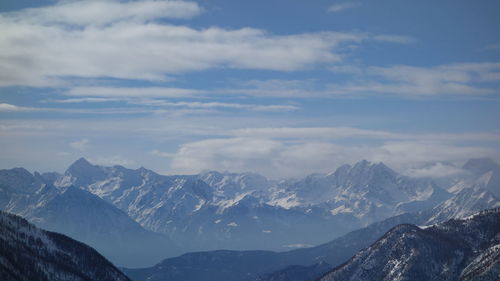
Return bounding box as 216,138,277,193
1,157,498,272
125,190,500,281
257,171,500,281
0,211,130,281
52,158,456,253
0,168,175,267
319,208,500,281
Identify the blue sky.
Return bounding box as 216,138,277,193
1,0,500,178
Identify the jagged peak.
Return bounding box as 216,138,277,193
0,167,33,177
66,157,96,172
350,160,396,175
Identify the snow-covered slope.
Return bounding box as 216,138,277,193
0,167,176,267
269,160,451,224
45,157,500,254
319,208,500,281
57,159,365,252
257,182,500,281
0,211,130,281
3,157,498,268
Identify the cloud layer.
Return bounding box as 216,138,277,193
0,0,386,87
169,137,498,178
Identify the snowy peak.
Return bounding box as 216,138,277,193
63,157,107,187
199,170,270,198
425,185,500,224
347,160,396,176
67,157,95,173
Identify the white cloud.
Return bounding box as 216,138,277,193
1,116,499,177
169,137,500,178
403,162,465,179
51,97,122,103
229,127,399,140
220,79,329,98
69,138,89,151
218,62,500,98
66,87,204,98
132,99,299,112
328,2,360,13
0,1,411,87
4,0,202,26
0,103,34,112
89,155,136,167
150,149,175,158
329,62,500,96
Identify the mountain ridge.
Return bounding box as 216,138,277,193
0,211,131,281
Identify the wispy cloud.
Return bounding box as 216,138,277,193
216,62,500,99
0,1,412,87
328,62,500,97
169,137,499,178
69,138,89,151
483,42,500,51
0,103,37,112
132,99,300,112
403,162,465,179
150,149,175,158
4,0,202,26
89,155,136,167
328,2,360,13
66,87,205,98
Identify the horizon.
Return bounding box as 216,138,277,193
1,0,500,178
6,155,497,181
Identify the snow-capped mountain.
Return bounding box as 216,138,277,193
319,208,500,281
0,211,130,281
270,160,451,223
423,158,500,224
56,158,364,252
123,162,500,281
2,157,498,269
0,167,175,267
257,179,500,281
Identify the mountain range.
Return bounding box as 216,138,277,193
0,167,175,267
1,157,499,271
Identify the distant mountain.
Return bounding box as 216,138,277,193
319,208,500,281
106,157,500,281
254,262,332,281
0,167,176,267
0,211,130,281
123,205,500,281
2,157,498,270
270,160,451,223
124,250,291,281
52,158,455,254
258,173,500,281
56,159,359,252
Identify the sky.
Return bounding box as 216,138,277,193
1,0,500,179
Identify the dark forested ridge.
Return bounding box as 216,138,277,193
319,208,500,281
0,211,130,281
